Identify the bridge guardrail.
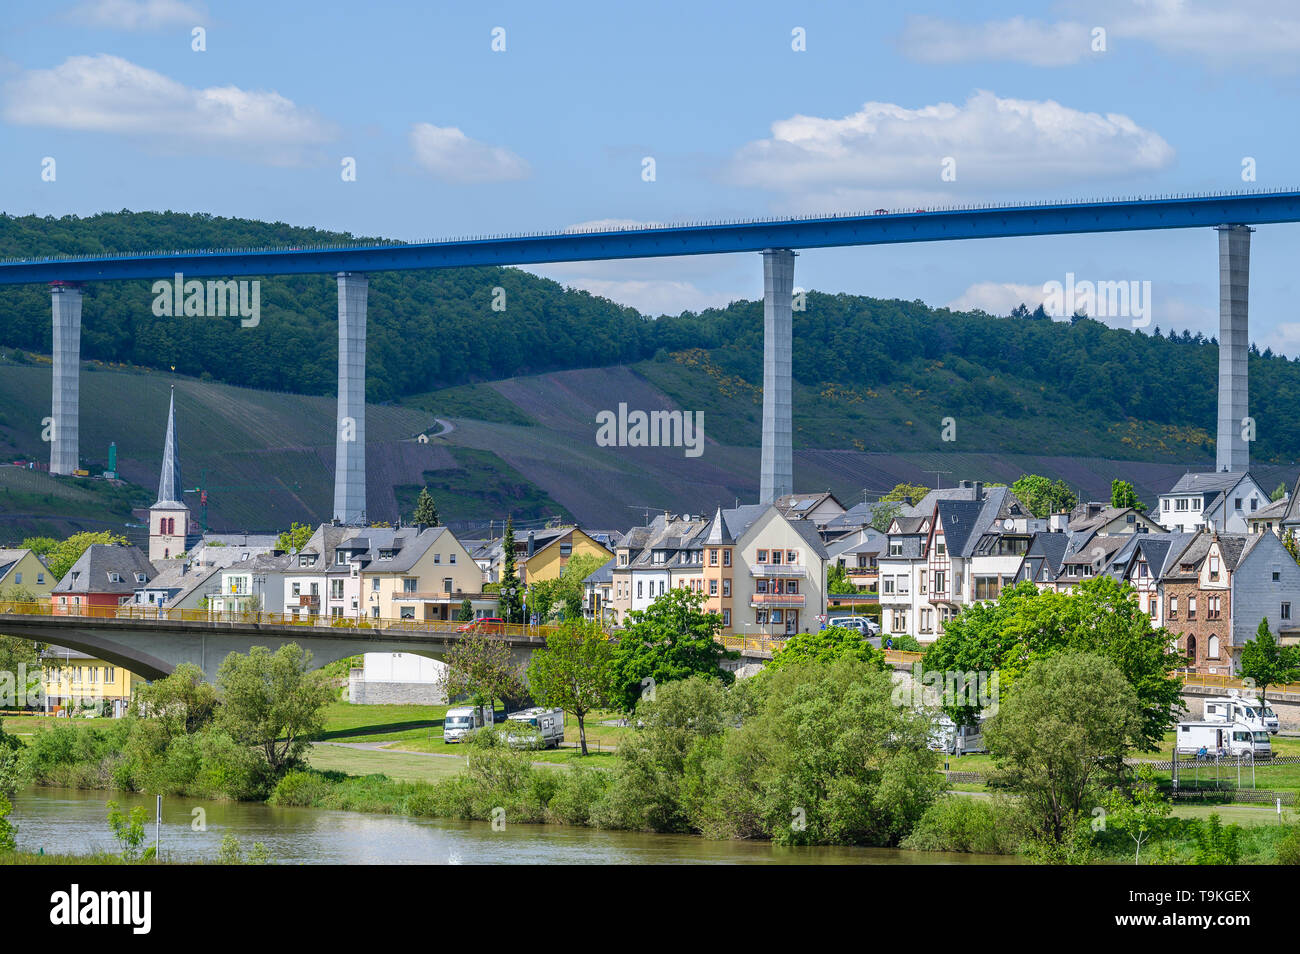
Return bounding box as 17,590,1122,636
0,600,561,640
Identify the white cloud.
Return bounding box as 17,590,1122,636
726,91,1173,204
556,277,742,316
899,16,1095,67
409,123,529,184
947,281,1050,316
2,54,335,165
67,0,207,30
901,2,1300,74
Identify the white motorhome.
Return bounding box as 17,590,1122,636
1175,720,1271,759
1204,691,1280,735
505,707,565,749
930,714,988,755
442,705,493,743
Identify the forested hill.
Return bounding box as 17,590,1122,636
0,211,653,401
3,210,1300,462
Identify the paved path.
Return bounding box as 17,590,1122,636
312,740,585,771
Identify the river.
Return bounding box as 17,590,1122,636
11,787,1013,865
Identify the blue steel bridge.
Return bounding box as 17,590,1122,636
3,187,1300,521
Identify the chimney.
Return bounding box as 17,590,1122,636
527,531,536,557
974,481,984,500
1048,512,1068,533
1088,503,1102,518
959,479,973,489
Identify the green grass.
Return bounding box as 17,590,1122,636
317,701,451,742
403,383,537,427
306,743,466,784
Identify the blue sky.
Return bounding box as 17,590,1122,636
2,0,1299,352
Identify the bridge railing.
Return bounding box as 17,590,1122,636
1181,671,1300,696
0,600,560,640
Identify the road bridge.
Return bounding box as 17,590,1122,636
3,188,1299,511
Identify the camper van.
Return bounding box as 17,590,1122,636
504,707,565,749
1175,720,1271,759
442,705,493,743
930,715,988,755
1204,691,1280,735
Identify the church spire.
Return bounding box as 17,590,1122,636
156,386,183,505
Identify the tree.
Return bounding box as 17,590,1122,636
880,482,929,504
412,487,440,527
526,618,615,754
1272,482,1289,502
1101,763,1171,864
767,626,884,673
609,588,736,711
456,597,474,622
275,522,313,555
1011,475,1077,519
985,652,1141,845
131,663,218,736
1110,479,1146,512
869,501,903,532
41,531,128,581
106,801,155,861
215,644,333,775
923,576,1184,749
826,563,858,594
441,629,525,715
498,517,523,624
1239,618,1300,708
19,536,57,559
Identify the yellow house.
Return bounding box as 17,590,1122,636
356,527,497,623
41,649,138,717
0,548,55,601
512,527,611,585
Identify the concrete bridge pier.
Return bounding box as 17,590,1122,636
49,282,82,475
334,272,368,524
760,248,795,504
1216,225,1252,473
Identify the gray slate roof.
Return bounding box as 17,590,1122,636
53,544,156,595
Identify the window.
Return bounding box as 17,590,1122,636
883,577,895,595
433,553,441,564
637,581,643,599
1208,635,1220,658
771,610,782,624
1209,555,1220,577
371,578,379,591
292,583,301,597
1176,498,1188,511
722,609,731,627
1235,497,1243,511
1207,595,1221,620
723,550,731,567
449,553,456,564
37,573,45,584
771,550,782,565
105,667,114,684
1162,498,1170,511
722,579,731,597
936,542,947,556
330,580,344,599
13,573,19,585
401,607,415,620
787,581,799,594
1284,602,1293,621
560,544,572,557
1186,634,1197,659
403,578,417,593
709,549,718,566
933,571,946,593
974,576,1000,600
1273,566,1282,582
786,550,797,563
1169,595,1178,618
889,542,902,557
709,579,718,596
1187,596,1197,620
443,578,453,592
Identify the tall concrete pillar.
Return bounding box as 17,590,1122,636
760,249,795,504
1215,225,1252,473
333,272,367,524
49,283,82,475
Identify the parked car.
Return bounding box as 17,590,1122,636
457,617,504,634
831,615,880,637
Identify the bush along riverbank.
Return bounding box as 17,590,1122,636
8,644,1300,863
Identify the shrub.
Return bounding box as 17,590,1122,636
268,769,334,807
901,795,1025,854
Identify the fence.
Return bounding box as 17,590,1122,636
0,599,557,640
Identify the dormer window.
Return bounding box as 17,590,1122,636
379,549,394,560
108,572,122,583
136,573,146,583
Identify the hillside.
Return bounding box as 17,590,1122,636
2,209,1299,537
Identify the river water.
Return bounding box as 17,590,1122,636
12,787,1013,865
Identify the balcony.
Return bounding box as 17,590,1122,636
297,594,319,607
750,563,806,578
750,592,806,607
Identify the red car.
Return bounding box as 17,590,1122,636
457,617,505,634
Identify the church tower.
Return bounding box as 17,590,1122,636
149,386,191,562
